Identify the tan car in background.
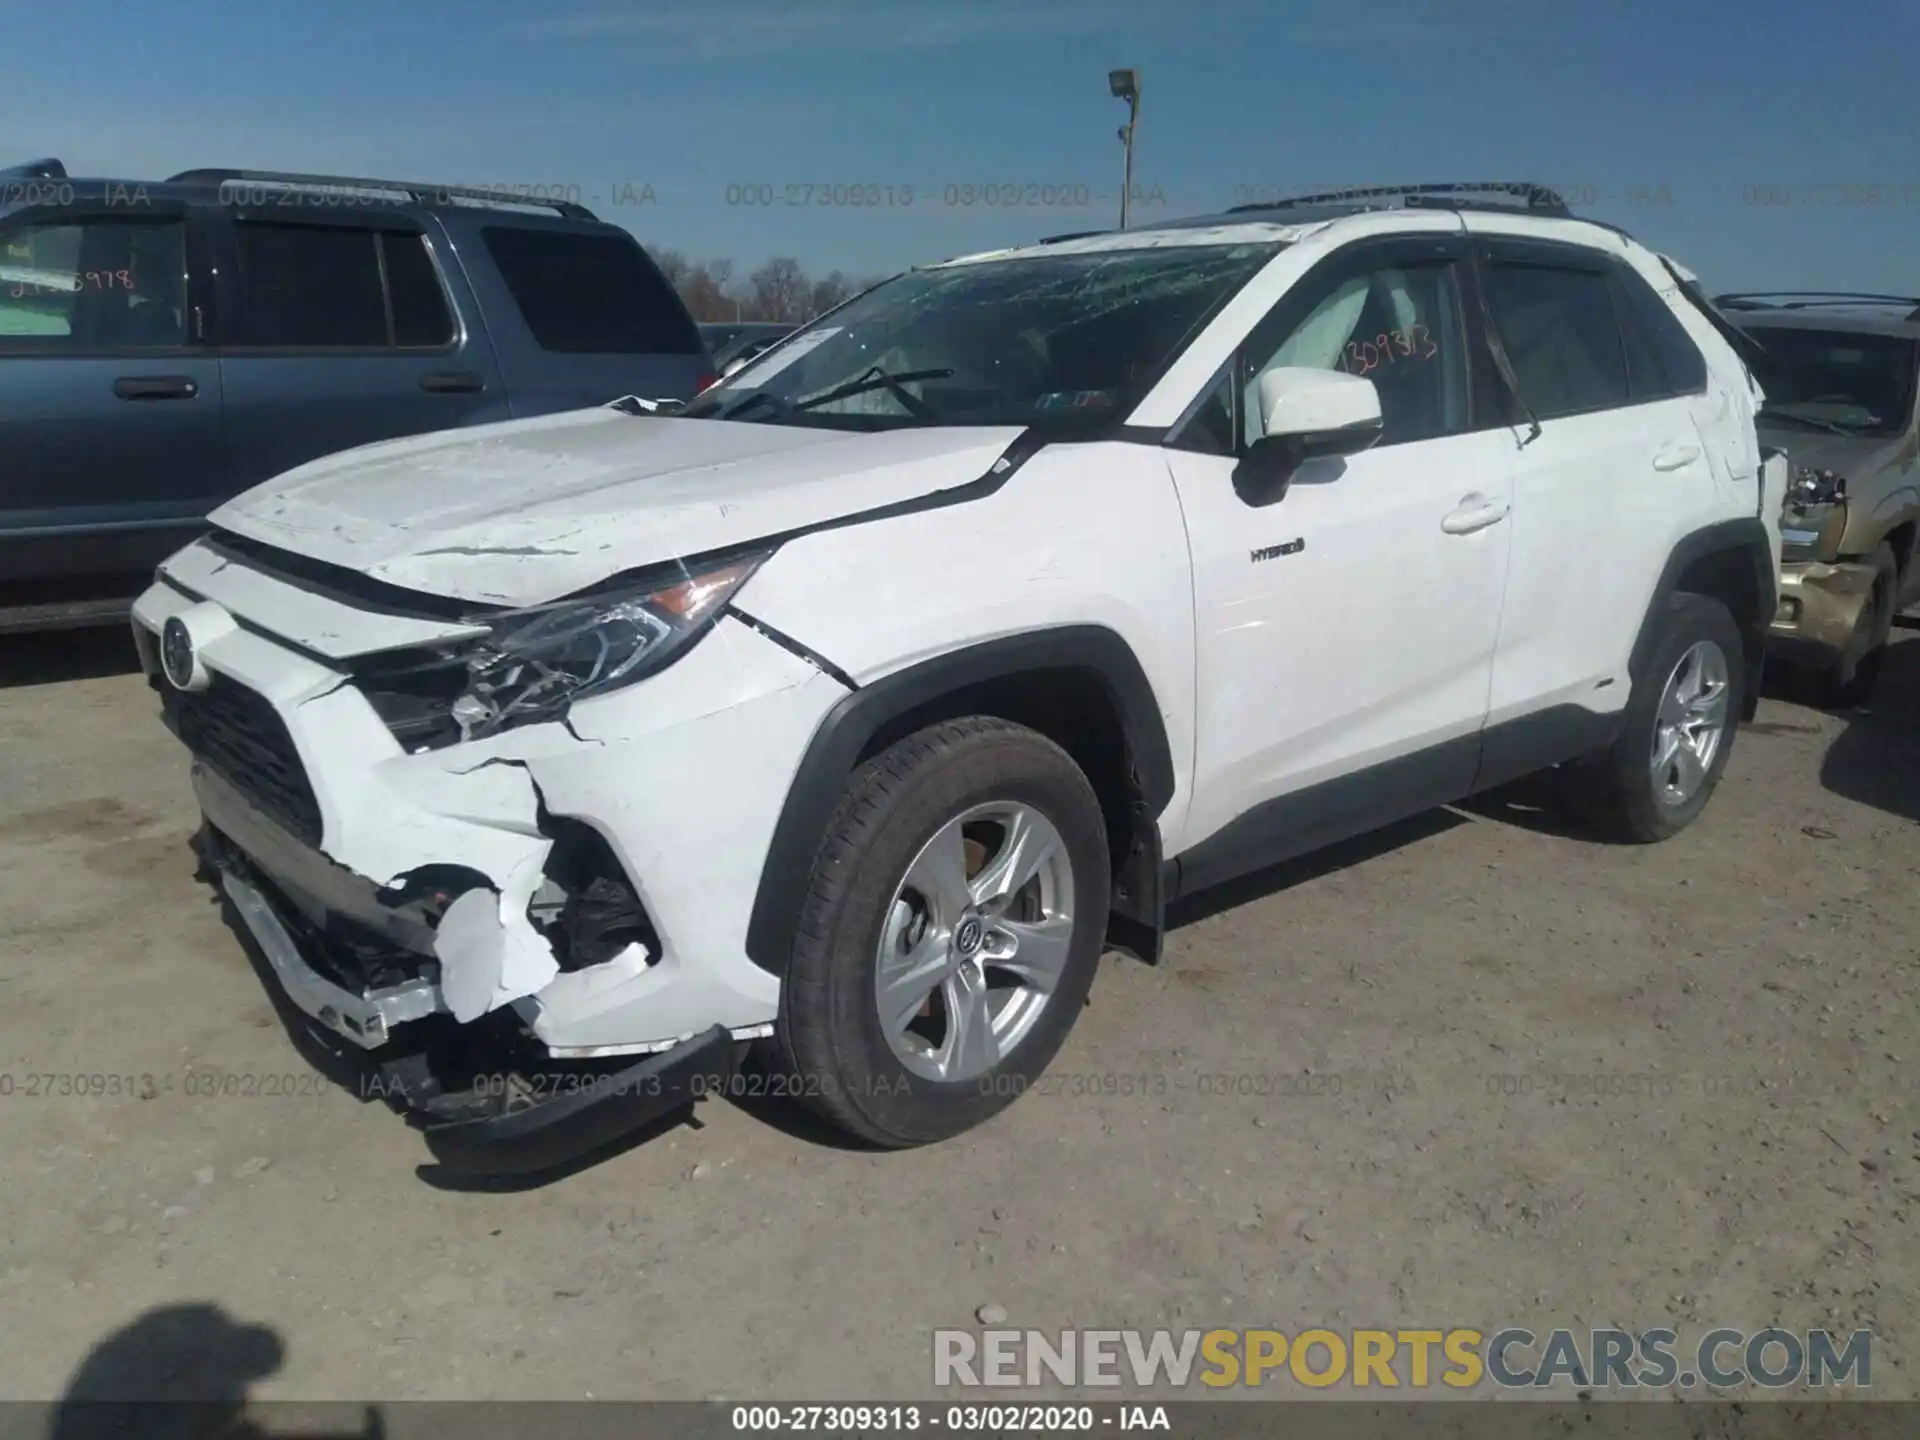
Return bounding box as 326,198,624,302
1719,293,1920,705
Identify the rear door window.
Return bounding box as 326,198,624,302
481,227,703,354
1482,257,1631,419
230,223,454,348
233,224,386,347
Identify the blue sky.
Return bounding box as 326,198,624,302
5,0,1916,291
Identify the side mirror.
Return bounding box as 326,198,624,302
1237,367,1384,503
721,355,751,378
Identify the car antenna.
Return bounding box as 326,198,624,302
1453,213,1542,448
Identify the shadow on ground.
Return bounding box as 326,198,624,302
44,1302,382,1440
0,627,142,690
1820,629,1920,824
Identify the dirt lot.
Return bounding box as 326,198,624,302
0,626,1915,1405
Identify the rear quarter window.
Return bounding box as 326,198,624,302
481,227,702,355
1613,264,1708,397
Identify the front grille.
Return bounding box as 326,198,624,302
161,674,323,846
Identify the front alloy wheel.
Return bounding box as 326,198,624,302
773,717,1110,1147
876,802,1077,1084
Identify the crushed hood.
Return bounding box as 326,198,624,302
211,408,1026,608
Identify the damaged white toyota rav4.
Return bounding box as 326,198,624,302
135,185,1782,1173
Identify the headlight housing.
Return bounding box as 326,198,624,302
449,553,765,742
1789,467,1847,507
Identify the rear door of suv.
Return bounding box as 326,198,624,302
0,194,223,582
455,219,710,413
210,206,507,495
1468,231,1723,778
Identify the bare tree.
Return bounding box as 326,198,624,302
647,248,894,325
649,246,689,293
807,269,855,318
678,258,738,322
747,257,811,324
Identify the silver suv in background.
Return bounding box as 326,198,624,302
1719,293,1920,704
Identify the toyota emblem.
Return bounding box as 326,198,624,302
161,615,196,691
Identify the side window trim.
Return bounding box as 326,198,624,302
372,230,398,346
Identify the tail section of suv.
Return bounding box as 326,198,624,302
131,184,1777,1172
0,162,711,630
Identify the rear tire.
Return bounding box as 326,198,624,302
1811,543,1897,710
1566,592,1744,843
771,717,1110,1148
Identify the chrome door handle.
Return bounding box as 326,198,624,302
1653,444,1701,472
1441,494,1510,535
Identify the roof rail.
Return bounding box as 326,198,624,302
1036,228,1112,244
1713,291,1920,312
163,168,598,220
1224,181,1572,220
1,157,66,180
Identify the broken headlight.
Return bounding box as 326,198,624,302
1789,467,1847,506
451,553,766,741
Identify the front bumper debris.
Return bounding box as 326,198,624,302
407,1025,737,1176
202,815,739,1175
1770,560,1876,656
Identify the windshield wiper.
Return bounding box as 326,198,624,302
796,366,954,415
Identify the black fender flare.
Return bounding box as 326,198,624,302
1628,517,1776,718
742,625,1176,977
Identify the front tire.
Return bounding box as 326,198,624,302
772,717,1111,1147
1567,592,1744,843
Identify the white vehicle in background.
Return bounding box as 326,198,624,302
132,182,1777,1174
1717,293,1920,705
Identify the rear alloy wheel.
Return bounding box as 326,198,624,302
773,717,1110,1147
1650,640,1732,809
1567,592,1744,843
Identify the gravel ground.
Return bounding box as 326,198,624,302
0,625,1915,1405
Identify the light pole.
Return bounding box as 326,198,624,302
1109,68,1139,229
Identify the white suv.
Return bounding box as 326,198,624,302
133,186,1781,1173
